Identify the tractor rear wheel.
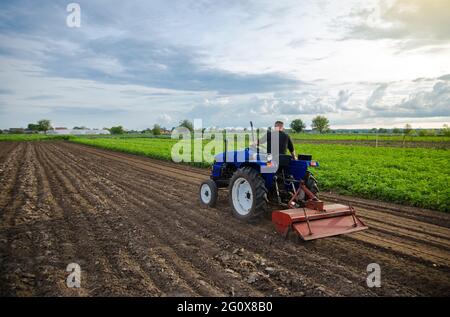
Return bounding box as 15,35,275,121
229,167,267,221
305,172,319,195
199,179,218,207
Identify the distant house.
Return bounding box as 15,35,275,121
46,129,110,135
9,128,25,134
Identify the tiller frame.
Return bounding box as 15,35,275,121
272,181,368,241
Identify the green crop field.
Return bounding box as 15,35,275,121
0,134,71,141
297,144,449,212
290,133,449,142
71,137,179,162
70,136,450,212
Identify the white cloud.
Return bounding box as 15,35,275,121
366,83,389,108
336,90,352,108
0,0,449,129
391,81,450,117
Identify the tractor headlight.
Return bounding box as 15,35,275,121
266,154,272,162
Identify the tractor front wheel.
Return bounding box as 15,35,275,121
199,180,218,207
229,167,267,221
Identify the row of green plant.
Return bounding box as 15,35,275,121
0,134,71,141
290,133,449,142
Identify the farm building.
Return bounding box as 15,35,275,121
46,129,110,135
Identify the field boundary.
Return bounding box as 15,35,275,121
292,139,450,149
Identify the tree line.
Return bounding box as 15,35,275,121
6,118,449,137
290,116,330,133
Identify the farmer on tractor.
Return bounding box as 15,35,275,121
258,121,297,160
199,120,368,240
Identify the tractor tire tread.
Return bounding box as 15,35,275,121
229,166,268,221
199,179,218,207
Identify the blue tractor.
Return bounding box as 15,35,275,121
199,122,368,241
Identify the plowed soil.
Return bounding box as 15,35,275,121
0,141,449,296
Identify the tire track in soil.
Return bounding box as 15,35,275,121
353,211,450,248
51,143,394,296
351,231,450,266
361,227,450,266
60,142,450,296
320,193,450,229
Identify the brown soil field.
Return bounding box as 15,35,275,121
0,141,449,296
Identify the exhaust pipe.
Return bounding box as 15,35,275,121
250,121,255,144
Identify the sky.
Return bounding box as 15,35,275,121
0,0,449,130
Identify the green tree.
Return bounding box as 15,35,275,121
27,123,39,132
392,127,401,134
417,130,425,137
378,128,388,134
403,124,413,135
152,124,161,136
441,124,450,137
109,126,124,134
311,115,330,133
179,119,193,132
73,126,88,130
37,119,52,134
290,119,306,133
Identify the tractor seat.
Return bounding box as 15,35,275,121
277,154,292,168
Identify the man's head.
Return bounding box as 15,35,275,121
274,121,284,131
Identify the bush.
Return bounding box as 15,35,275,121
109,126,124,134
